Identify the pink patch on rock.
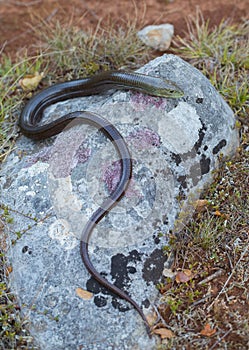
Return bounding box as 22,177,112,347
103,160,122,194
131,92,167,111
102,160,142,198
25,146,52,167
127,128,160,150
74,147,91,164
71,147,91,171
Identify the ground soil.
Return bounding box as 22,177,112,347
0,0,248,59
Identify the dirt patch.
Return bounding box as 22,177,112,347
0,0,248,58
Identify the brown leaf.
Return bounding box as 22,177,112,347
214,210,229,219
153,328,175,339
5,265,13,276
76,288,93,300
200,323,216,337
175,269,194,283
19,72,44,91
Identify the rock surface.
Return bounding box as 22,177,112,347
137,24,174,51
1,54,239,349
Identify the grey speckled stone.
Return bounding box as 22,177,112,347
1,54,238,349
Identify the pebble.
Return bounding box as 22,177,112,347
137,23,174,51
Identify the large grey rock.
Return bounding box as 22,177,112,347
1,54,238,349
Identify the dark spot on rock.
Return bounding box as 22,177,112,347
22,245,29,254
110,251,141,291
194,123,207,152
86,276,105,294
196,97,204,104
212,139,227,154
142,249,166,285
86,250,143,312
177,175,187,189
162,215,168,225
94,295,107,307
142,298,150,308
204,145,208,151
111,298,130,312
127,249,142,262
171,152,181,165
200,154,211,175
153,233,160,245
178,187,187,201
127,266,136,274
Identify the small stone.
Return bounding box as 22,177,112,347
137,24,174,51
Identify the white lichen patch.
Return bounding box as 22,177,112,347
49,176,82,212
48,218,78,250
19,161,49,178
158,102,202,154
25,191,36,197
48,174,88,240
18,185,29,192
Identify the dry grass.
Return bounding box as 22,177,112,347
155,145,249,349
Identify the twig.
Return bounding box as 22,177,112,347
0,41,7,55
151,304,170,328
225,250,234,270
209,328,232,350
189,293,212,308
197,269,224,285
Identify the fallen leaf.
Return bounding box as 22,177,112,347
214,210,229,219
20,72,44,91
153,328,175,339
175,269,194,283
76,287,93,300
5,265,13,276
200,323,216,337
